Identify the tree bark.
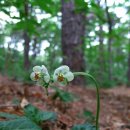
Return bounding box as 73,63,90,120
127,11,130,87
127,42,130,87
61,0,86,85
96,0,106,80
98,25,106,77
23,0,30,70
23,32,30,69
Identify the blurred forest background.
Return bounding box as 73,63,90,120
0,0,130,87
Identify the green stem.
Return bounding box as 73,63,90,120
45,87,49,96
73,72,100,130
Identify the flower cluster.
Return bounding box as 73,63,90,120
30,65,74,87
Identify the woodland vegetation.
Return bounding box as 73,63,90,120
0,0,130,130
0,0,129,87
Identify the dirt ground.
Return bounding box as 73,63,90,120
0,75,130,130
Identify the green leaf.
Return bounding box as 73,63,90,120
83,110,95,124
0,9,10,16
13,19,40,36
52,87,76,102
0,117,42,130
38,111,57,122
24,104,57,124
71,123,96,130
0,112,20,119
74,0,88,12
90,1,106,23
31,0,53,14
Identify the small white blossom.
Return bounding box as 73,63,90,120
30,65,50,83
53,65,74,85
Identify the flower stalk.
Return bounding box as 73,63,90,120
30,65,100,130
73,72,100,130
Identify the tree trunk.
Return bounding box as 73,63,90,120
23,0,30,70
98,25,106,78
23,32,30,70
127,12,130,87
61,0,86,85
96,0,106,80
127,42,130,87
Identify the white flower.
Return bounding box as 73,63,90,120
53,65,74,85
30,65,50,83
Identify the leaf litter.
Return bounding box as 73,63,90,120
0,75,130,130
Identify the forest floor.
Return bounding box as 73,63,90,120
0,75,130,130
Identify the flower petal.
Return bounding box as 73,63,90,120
44,73,50,83
53,74,58,82
33,66,42,72
64,72,74,81
30,72,37,81
37,79,45,86
41,65,48,73
54,65,70,75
